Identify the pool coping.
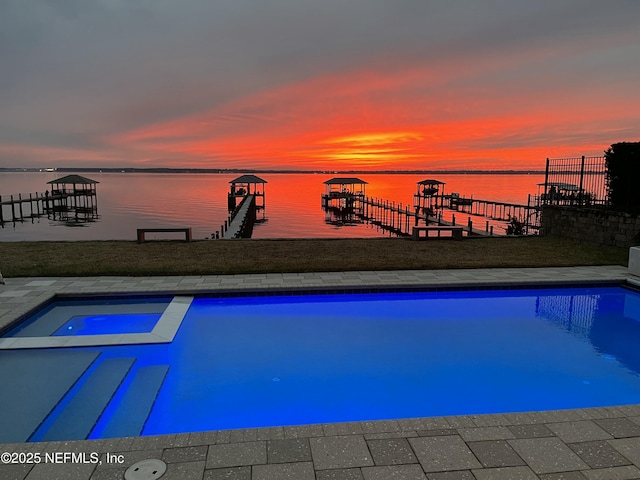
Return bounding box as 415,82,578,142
3,265,640,480
0,296,193,350
0,265,632,334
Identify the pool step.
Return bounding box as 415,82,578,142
100,365,170,438
0,350,99,443
40,357,135,441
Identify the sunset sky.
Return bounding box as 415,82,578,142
1,1,639,171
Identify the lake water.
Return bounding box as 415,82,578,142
0,172,544,241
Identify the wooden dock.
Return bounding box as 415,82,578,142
318,176,529,237
0,192,82,225
2,175,100,227
220,194,256,239
437,194,540,235
322,190,542,237
364,196,512,237
360,197,415,236
213,174,267,239
442,194,537,221
1,192,99,226
0,193,48,224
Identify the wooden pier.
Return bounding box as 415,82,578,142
359,196,498,237
320,177,541,237
438,194,540,234
321,177,368,227
220,194,256,239
441,194,535,221
214,174,268,239
1,190,99,225
1,175,99,227
360,196,414,236
0,192,49,224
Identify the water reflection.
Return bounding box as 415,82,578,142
536,287,640,376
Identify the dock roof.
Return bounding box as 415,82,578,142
324,177,368,185
47,174,99,185
538,182,580,191
417,179,445,185
229,174,267,184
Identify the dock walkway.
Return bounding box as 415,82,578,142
358,196,496,237
0,192,57,224
221,194,255,239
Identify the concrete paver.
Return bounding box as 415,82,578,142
567,440,631,469
467,440,526,468
409,435,482,472
361,464,427,480
310,436,374,470
546,421,612,444
203,466,251,480
366,438,417,466
251,461,315,480
265,438,311,464
593,418,640,439
608,437,640,467
581,465,640,480
508,438,589,475
205,442,266,469
424,470,476,480
472,466,539,480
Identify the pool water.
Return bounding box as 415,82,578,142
2,285,640,442
51,314,162,336
1,297,171,337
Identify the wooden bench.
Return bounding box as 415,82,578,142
137,228,192,243
412,226,464,240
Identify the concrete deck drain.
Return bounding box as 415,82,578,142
124,459,167,480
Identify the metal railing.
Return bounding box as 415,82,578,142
540,156,608,208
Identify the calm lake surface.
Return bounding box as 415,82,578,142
0,172,545,241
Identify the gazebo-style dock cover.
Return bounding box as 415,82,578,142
45,174,99,220
415,179,445,212
323,177,368,196
228,174,267,212
321,178,368,221
416,179,445,196
229,174,267,195
47,174,99,194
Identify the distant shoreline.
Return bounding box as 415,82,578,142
0,167,546,175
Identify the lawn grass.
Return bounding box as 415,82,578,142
0,236,628,277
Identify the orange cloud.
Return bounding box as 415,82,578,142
107,49,636,171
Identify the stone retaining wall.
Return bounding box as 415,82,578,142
541,205,640,248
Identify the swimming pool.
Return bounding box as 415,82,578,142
1,284,640,443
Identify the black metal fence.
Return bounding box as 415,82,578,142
539,156,608,208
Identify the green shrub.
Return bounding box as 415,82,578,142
506,217,525,236
605,142,640,213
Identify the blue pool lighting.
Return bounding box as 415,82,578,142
2,285,640,443
52,314,161,336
